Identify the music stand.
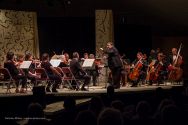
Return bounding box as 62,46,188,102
20,61,32,69
50,59,61,67
82,59,95,69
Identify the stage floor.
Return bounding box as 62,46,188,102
0,82,183,97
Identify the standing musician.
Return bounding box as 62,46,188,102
129,52,148,87
100,42,123,89
70,52,91,91
4,52,27,93
168,46,183,82
41,53,62,92
147,52,169,85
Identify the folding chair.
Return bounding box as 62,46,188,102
54,67,67,89
61,67,81,90
0,68,15,93
35,68,50,87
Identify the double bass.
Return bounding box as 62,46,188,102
168,43,183,81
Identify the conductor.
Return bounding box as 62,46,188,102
100,42,123,89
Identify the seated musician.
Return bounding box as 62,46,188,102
64,53,71,66
16,54,24,67
121,54,131,87
148,52,169,85
88,53,99,86
58,55,69,68
41,53,62,92
24,53,40,86
129,52,148,87
70,52,91,91
4,52,27,93
148,49,157,63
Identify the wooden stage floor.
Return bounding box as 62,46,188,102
0,82,183,97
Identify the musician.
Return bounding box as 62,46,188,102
58,55,69,68
41,53,62,92
148,52,169,85
15,54,24,67
70,52,91,91
169,48,183,68
4,52,27,93
80,52,89,65
25,53,40,86
129,52,148,87
88,53,99,86
148,49,157,63
121,54,131,87
168,47,183,82
64,53,71,66
100,42,123,89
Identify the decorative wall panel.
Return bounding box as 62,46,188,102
95,10,114,84
0,9,39,66
95,10,114,57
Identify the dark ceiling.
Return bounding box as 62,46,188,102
0,0,188,35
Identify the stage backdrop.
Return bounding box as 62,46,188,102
0,9,39,66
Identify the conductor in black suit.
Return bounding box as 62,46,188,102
100,42,123,89
70,52,91,91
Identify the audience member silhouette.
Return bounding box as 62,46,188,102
74,110,97,125
98,108,124,125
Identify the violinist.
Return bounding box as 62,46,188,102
148,52,169,85
129,52,148,87
58,55,69,68
15,54,24,67
41,53,62,92
70,52,91,91
24,53,40,86
4,52,27,93
88,53,99,86
64,53,71,66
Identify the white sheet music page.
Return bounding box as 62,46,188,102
82,59,95,67
50,59,61,67
20,61,32,69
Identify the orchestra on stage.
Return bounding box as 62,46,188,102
0,43,184,93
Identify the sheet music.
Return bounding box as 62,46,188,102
20,61,32,69
50,59,61,67
82,59,95,67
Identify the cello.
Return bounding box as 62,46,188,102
168,43,183,82
128,57,143,81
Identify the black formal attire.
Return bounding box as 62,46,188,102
70,58,91,90
104,47,123,89
149,60,169,85
4,61,27,88
41,61,61,92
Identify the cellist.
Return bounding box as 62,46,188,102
129,52,148,87
148,52,169,85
